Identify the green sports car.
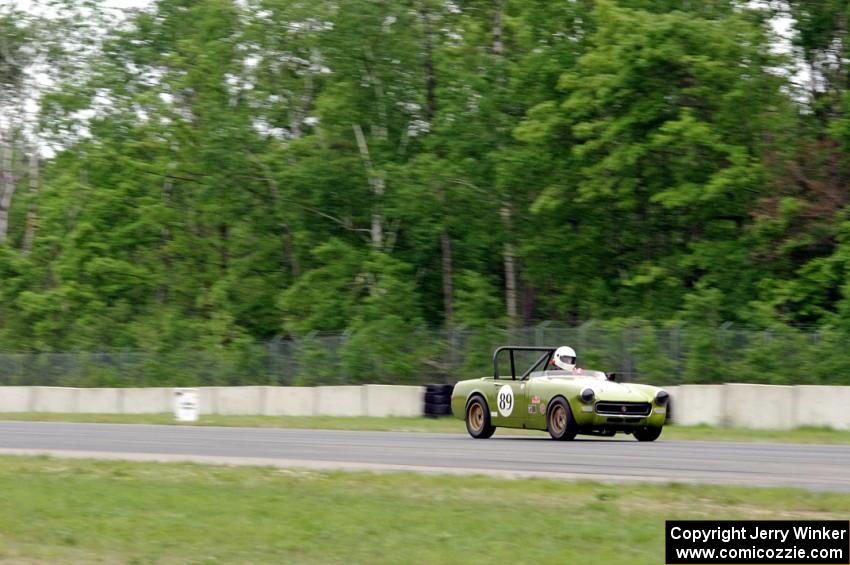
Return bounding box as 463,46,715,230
451,346,669,441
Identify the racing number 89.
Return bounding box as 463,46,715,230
498,391,512,411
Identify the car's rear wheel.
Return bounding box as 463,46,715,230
633,426,662,442
547,397,577,441
465,395,495,439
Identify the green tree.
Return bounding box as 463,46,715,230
516,1,788,322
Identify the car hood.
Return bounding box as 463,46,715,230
532,376,655,402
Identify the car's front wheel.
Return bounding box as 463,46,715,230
547,397,577,441
633,426,663,442
465,395,495,439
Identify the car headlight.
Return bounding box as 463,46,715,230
655,390,669,406
580,388,595,403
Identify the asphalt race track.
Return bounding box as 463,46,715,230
1,421,849,491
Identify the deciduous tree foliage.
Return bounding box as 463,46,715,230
1,0,850,380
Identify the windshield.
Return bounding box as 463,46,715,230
532,369,608,380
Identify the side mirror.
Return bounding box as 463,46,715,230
607,372,617,382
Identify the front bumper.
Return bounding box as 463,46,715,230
574,403,667,429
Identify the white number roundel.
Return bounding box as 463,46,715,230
497,384,514,417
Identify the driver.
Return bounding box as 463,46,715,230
552,345,578,372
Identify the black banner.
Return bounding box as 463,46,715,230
666,520,849,564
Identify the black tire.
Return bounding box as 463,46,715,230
425,402,452,416
547,397,577,441
465,395,495,439
425,392,451,404
426,383,455,395
633,426,663,442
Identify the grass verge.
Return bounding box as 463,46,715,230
2,412,850,444
1,455,849,564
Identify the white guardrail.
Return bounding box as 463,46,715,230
0,385,425,418
666,384,850,430
0,384,848,430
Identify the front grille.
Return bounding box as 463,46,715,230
595,401,651,417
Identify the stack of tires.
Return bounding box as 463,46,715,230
424,383,454,418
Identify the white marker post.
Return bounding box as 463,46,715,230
174,388,199,422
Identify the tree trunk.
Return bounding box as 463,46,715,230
289,71,315,141
21,148,38,254
492,2,517,326
421,5,436,123
219,223,229,271
0,131,14,244
157,167,174,303
523,280,536,326
282,222,300,278
422,8,449,323
441,229,454,325
501,203,518,326
353,123,384,250
492,1,504,57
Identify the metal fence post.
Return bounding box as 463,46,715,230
535,321,551,346
448,326,457,375
720,322,733,363
340,329,352,383
671,322,684,381
578,320,595,355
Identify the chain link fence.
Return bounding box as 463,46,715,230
1,322,849,387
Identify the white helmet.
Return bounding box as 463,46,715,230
553,346,577,371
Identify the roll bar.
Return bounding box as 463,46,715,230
492,346,558,380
